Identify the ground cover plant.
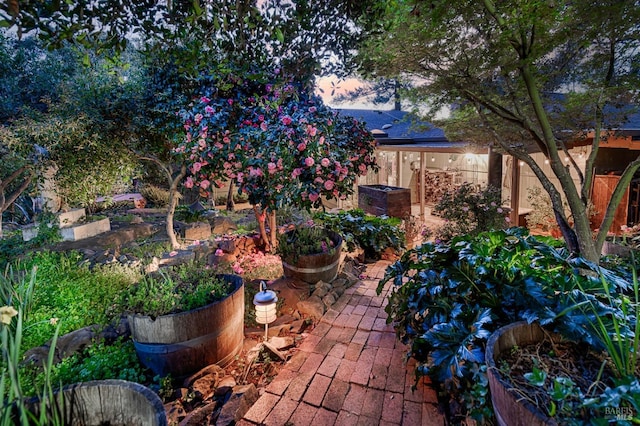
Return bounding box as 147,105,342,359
378,227,639,423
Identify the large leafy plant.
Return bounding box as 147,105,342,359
313,209,405,260
376,228,630,423
175,71,378,251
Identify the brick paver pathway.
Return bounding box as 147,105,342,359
239,260,445,425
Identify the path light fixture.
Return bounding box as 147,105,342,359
253,281,277,341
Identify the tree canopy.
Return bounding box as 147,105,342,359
358,0,640,262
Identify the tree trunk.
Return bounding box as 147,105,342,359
253,204,272,252
167,164,187,250
0,166,33,239
268,210,277,250
226,182,235,211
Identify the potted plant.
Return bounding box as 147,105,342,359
313,209,405,262
376,227,637,423
276,222,342,284
122,263,244,376
486,263,640,425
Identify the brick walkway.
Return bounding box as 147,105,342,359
239,260,445,426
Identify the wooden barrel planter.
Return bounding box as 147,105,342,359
486,321,557,426
27,380,167,426
128,274,244,377
282,230,343,284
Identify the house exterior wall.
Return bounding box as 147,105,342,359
503,147,590,210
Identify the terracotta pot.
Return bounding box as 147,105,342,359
128,274,244,376
282,230,342,284
485,321,557,426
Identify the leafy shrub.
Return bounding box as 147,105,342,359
377,228,630,423
140,184,171,208
121,262,235,317
433,183,510,241
314,209,405,259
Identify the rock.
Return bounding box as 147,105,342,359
54,325,100,361
215,375,237,396
130,215,144,224
159,249,195,267
191,374,216,400
263,341,288,362
322,292,337,308
164,400,187,425
183,364,226,388
296,296,326,320
145,256,160,273
216,238,236,253
216,384,259,426
179,400,217,426
267,336,295,351
184,221,212,241
212,217,237,234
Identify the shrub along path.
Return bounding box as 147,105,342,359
239,260,444,426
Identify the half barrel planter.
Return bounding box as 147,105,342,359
486,321,557,426
27,380,167,426
282,230,343,284
128,274,244,377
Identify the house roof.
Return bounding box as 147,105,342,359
336,108,487,154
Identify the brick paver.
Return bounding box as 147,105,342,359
241,260,445,425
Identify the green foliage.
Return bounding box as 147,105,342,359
276,225,339,263
0,265,65,425
314,209,405,259
14,251,140,350
432,184,510,241
377,228,635,422
174,205,206,223
43,338,147,389
121,263,235,317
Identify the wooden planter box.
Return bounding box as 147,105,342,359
358,185,411,218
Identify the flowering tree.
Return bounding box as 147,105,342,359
175,73,378,251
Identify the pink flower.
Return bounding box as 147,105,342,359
249,167,263,177
260,122,268,131
297,143,306,152
309,106,317,113
292,168,302,178
305,157,315,167
215,249,224,256
194,113,203,124
319,136,325,145
192,162,202,173
185,177,194,188
200,96,210,103
321,158,330,167
267,162,277,174
358,164,367,172
227,99,234,105
200,180,210,189
306,125,317,136
281,115,292,125
324,180,335,190
204,106,214,115
309,192,319,202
